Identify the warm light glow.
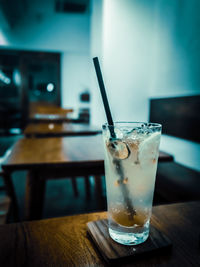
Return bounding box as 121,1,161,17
48,123,54,130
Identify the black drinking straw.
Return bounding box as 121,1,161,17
93,57,115,139
93,57,135,218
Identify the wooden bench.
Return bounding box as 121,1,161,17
0,140,20,222
150,95,200,203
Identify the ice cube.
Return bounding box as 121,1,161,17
114,128,124,139
103,127,124,139
125,125,153,141
138,132,161,166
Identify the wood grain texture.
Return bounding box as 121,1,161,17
2,135,173,171
87,219,172,263
24,122,101,137
0,202,199,267
2,135,105,170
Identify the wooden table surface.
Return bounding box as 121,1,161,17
2,135,173,170
2,135,174,221
24,122,101,137
2,135,105,170
0,201,199,267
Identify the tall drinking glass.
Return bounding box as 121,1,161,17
102,122,162,245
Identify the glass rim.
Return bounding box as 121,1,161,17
102,121,162,129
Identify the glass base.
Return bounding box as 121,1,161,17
109,223,149,246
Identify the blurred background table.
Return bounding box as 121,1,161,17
2,135,174,221
28,103,74,123
24,122,101,137
0,201,199,267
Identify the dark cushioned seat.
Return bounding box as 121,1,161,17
155,162,200,203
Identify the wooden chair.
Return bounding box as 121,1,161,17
29,102,74,123
0,154,19,222
0,194,11,224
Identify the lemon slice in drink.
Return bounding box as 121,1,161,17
107,139,130,160
138,132,161,166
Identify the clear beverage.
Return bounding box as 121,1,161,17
102,122,162,245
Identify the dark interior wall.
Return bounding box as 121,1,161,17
0,49,61,132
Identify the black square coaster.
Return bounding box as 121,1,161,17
87,219,172,263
